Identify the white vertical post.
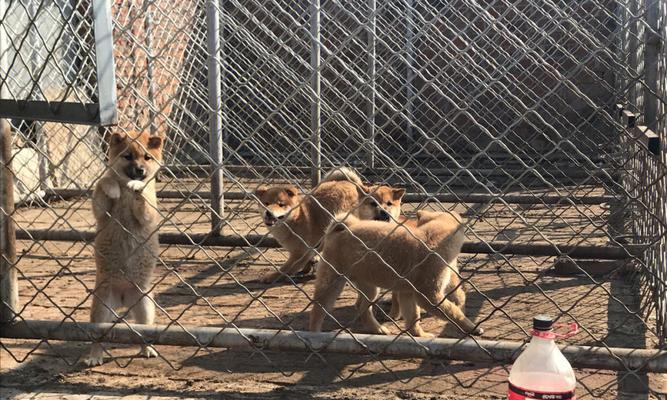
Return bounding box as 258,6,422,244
206,0,224,235
91,0,118,125
310,0,322,186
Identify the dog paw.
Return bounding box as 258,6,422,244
416,331,435,339
126,180,146,193
140,345,157,358
472,326,484,336
102,181,121,199
82,354,104,366
378,325,391,335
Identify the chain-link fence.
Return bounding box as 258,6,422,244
1,0,666,398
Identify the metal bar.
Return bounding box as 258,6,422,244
631,126,661,156
15,229,647,259
627,0,639,105
54,187,614,208
0,0,18,323
608,105,630,241
0,119,18,323
91,0,118,126
160,164,618,180
365,0,376,168
643,0,659,131
206,0,224,235
144,0,157,136
45,188,617,205
310,0,322,186
405,0,415,141
2,320,666,372
0,100,101,125
27,0,49,193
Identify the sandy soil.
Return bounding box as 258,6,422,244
1,181,664,399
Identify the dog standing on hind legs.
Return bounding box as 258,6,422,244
83,130,163,366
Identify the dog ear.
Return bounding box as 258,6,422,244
255,186,268,198
284,186,298,197
392,188,406,201
109,132,125,146
147,136,163,150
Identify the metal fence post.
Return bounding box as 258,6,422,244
27,0,50,193
206,0,224,235
405,0,415,141
144,0,157,136
310,0,321,186
0,0,18,321
365,0,376,168
0,118,17,324
643,0,659,131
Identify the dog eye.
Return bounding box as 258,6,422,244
387,201,393,206
263,202,269,206
123,153,133,160
277,202,285,207
144,154,153,161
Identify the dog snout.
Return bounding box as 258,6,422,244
376,209,391,221
263,210,278,226
128,166,147,180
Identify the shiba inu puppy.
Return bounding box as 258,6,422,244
84,130,163,366
309,210,482,338
386,214,466,321
255,167,405,283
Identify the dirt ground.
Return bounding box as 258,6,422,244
1,181,665,399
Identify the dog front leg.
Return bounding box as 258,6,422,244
127,182,159,225
309,273,346,332
445,273,466,308
397,291,431,338
92,177,119,222
354,283,389,335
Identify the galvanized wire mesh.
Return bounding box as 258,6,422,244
1,0,667,398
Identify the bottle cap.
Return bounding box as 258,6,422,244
533,315,553,331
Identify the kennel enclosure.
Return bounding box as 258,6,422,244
1,0,667,397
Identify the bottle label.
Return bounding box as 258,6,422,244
508,383,575,400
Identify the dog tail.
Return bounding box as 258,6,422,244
321,167,363,187
325,212,360,236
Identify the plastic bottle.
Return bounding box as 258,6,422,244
508,315,578,400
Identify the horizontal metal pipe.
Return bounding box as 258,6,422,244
163,164,618,179
46,189,615,205
46,189,249,201
1,320,665,372
15,229,646,259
